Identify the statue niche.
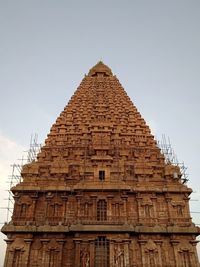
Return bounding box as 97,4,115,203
46,239,61,267
13,195,33,221
29,239,42,266
144,240,160,267
178,241,195,267
8,238,26,267
46,193,64,224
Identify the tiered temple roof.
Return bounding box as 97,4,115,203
2,62,199,267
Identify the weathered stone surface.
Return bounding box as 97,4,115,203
1,61,199,266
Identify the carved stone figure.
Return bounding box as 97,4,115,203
114,246,124,267
80,248,90,267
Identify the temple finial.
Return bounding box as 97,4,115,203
88,61,113,76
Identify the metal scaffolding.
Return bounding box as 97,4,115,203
157,134,188,184
2,134,42,223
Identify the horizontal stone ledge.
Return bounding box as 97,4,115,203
2,224,199,235
1,224,70,233
11,185,191,193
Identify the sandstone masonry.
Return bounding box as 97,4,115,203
1,62,199,267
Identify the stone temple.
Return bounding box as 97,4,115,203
1,62,199,266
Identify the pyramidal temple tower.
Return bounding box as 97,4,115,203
2,62,199,267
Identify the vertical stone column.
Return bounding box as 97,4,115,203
122,196,128,223
41,239,49,267
109,239,115,267
62,196,68,225
74,239,81,267
190,241,199,267
45,199,50,224
136,194,142,224
138,240,147,267
65,198,71,222
31,199,37,222
3,239,13,267
91,196,97,221
162,240,170,267
184,196,192,223
8,250,15,267
89,239,95,267
170,240,179,267
107,196,113,222
57,239,65,266
23,238,33,267
123,240,130,267
155,241,162,267
166,196,172,224
151,196,157,224
76,195,82,223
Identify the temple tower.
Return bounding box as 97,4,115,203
2,62,199,266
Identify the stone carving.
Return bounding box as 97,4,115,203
144,240,157,252
114,246,124,267
10,238,25,250
80,247,90,267
47,238,59,250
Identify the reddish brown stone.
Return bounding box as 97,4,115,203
1,61,199,266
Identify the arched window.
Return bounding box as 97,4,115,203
97,200,107,221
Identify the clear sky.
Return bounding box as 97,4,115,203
0,0,200,264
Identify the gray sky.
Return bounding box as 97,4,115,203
0,0,200,264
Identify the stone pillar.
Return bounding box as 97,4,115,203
31,199,37,222
155,241,162,267
123,240,130,267
41,239,49,267
136,195,142,224
65,198,71,222
162,240,170,267
57,239,65,267
89,239,95,267
190,241,199,267
138,240,147,267
23,238,32,267
151,196,157,224
166,196,172,224
8,250,15,267
107,196,113,221
76,195,82,223
122,196,128,223
74,239,81,267
45,199,50,224
109,240,115,267
91,196,97,221
171,240,179,267
62,196,68,225
3,239,13,267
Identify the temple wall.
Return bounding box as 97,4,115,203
3,233,199,267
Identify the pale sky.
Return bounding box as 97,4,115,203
0,0,200,265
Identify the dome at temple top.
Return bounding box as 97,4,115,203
88,61,113,76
